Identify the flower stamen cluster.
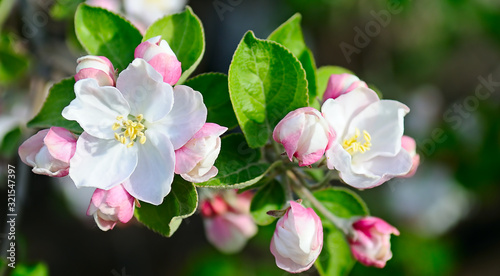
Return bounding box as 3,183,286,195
342,128,371,155
112,114,147,148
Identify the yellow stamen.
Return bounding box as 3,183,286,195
342,128,372,155
111,114,148,148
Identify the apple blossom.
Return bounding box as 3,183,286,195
74,55,116,86
270,201,323,273
399,135,420,178
322,87,413,189
18,127,77,177
348,217,399,268
87,184,135,231
62,58,207,205
174,123,227,183
322,73,368,102
273,107,335,167
201,190,257,254
134,36,182,85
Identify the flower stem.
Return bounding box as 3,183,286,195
288,169,351,234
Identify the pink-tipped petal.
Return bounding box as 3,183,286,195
44,127,77,163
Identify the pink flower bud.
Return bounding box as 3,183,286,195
18,127,77,177
270,201,323,273
399,135,420,178
175,123,228,183
348,217,400,268
74,55,116,86
201,190,257,254
273,107,335,166
134,36,182,85
322,73,368,102
87,185,135,231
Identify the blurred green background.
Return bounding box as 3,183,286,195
1,0,499,275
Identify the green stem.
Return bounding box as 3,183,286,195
0,0,15,30
283,172,294,202
309,170,337,190
288,169,351,234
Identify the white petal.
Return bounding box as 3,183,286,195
123,129,175,205
322,87,379,140
62,79,130,139
359,148,413,187
69,132,138,189
326,143,379,189
154,85,207,149
116,58,174,122
349,100,409,163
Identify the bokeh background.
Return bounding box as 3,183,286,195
1,0,500,275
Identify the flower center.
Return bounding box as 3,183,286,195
342,128,371,155
112,114,147,148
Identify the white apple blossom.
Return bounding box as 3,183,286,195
322,87,412,189
62,58,206,205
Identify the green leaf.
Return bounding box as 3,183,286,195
196,134,279,189
27,77,83,133
229,31,308,148
311,187,369,276
12,262,49,276
184,73,238,129
50,0,84,20
144,6,205,84
250,180,285,226
0,33,29,84
0,126,21,156
74,4,142,71
268,13,317,108
316,66,354,103
134,177,198,237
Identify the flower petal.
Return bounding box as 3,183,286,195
69,132,138,190
349,100,409,163
62,79,130,139
123,129,175,205
155,85,207,149
116,58,174,122
322,87,379,140
44,127,77,163
357,148,413,187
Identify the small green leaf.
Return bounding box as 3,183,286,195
229,31,308,148
250,180,285,226
27,77,82,133
74,4,142,71
144,6,205,84
184,73,238,129
11,262,49,276
316,66,354,103
134,177,198,237
50,0,84,20
311,187,369,276
0,126,21,156
0,33,30,84
196,134,278,189
268,13,317,108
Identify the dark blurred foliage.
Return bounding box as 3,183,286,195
1,0,500,275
